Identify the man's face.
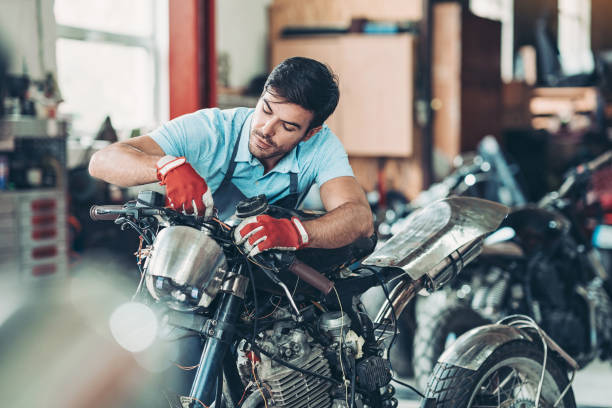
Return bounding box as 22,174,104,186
249,90,319,169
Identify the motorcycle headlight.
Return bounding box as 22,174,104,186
145,226,228,311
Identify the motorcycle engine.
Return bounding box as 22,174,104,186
239,309,390,408
255,326,334,408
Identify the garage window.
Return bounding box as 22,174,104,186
54,0,168,139
558,0,593,75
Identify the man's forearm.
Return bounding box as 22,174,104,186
302,201,374,248
89,143,162,187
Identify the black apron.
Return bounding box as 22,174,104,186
212,114,300,220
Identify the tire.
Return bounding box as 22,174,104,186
425,340,577,408
413,295,489,391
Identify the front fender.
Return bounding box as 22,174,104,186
437,324,525,371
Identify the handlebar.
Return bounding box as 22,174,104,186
91,198,335,295
540,149,612,207
89,205,126,221
560,150,612,197
586,150,612,172
478,136,527,206
288,258,334,295
89,204,166,221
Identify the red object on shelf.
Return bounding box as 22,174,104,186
32,264,57,276
31,199,56,212
31,214,56,225
32,228,57,240
32,246,57,259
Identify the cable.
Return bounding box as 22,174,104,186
391,378,426,399
131,236,146,300
376,320,391,342
497,314,551,408
188,396,210,408
332,286,350,407
251,358,268,408
237,382,252,407
245,261,259,347
251,341,342,386
245,260,269,408
357,267,399,366
554,369,575,407
257,278,299,320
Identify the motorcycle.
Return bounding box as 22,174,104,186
375,136,528,382
90,191,576,408
378,135,527,241
415,150,612,400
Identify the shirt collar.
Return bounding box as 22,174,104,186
234,113,300,174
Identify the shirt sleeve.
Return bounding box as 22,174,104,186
149,109,222,165
315,129,355,186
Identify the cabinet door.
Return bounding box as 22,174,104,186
272,34,414,157
339,34,413,156
272,37,345,141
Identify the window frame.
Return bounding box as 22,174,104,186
55,0,168,135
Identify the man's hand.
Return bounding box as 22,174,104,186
234,215,309,257
156,155,214,217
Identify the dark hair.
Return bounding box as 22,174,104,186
264,57,339,130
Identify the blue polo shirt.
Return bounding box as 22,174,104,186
149,107,354,205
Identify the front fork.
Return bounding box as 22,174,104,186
189,280,245,405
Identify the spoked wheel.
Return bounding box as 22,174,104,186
413,295,489,391
425,341,576,408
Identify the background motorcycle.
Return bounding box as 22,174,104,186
375,135,527,242
414,150,612,395
373,135,528,381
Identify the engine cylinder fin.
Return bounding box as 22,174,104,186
257,339,334,408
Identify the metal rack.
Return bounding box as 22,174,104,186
0,117,68,282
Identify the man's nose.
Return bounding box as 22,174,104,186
262,119,276,137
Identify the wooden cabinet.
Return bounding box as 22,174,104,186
272,34,416,157
269,0,422,41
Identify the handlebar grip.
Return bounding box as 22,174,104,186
587,150,612,172
288,259,334,295
89,205,124,221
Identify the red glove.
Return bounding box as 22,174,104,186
234,215,309,257
156,155,214,217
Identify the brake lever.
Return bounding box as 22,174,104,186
252,253,303,320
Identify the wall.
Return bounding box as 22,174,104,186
0,0,57,80
514,0,557,51
216,0,271,89
591,0,612,52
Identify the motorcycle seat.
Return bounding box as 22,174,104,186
480,241,525,260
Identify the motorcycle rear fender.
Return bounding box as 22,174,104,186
438,323,579,372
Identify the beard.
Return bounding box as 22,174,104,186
248,128,297,161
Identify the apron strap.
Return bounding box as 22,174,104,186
289,172,298,195
218,114,249,189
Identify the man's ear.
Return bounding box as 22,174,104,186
302,126,322,142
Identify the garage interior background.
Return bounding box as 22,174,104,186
1,0,612,407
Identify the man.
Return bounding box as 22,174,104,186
89,57,373,256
